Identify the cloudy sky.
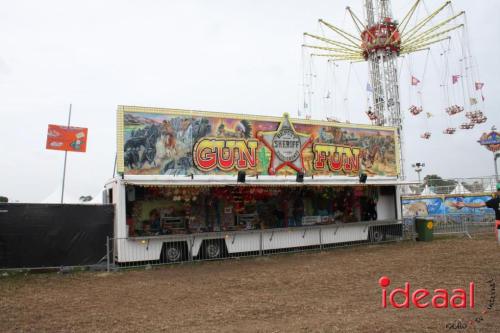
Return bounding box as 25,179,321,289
0,0,498,202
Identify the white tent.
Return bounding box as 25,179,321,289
420,185,435,196
41,187,80,204
483,182,496,193
449,182,471,195
85,189,104,204
401,185,414,195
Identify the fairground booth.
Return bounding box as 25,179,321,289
106,106,407,262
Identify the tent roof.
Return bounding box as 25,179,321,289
450,182,471,195
41,187,80,204
84,190,104,204
483,182,496,193
420,185,435,195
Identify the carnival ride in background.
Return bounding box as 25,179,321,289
301,0,487,174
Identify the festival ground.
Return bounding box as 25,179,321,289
1,234,499,332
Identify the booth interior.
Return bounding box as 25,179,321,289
125,184,389,237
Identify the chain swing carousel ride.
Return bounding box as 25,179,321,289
301,0,487,176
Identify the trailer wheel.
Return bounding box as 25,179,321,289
202,239,226,259
161,243,186,263
369,228,386,243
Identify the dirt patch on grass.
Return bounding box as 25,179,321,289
1,235,499,332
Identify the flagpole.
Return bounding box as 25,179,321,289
61,104,72,204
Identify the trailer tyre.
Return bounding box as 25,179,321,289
369,228,386,243
161,243,186,263
202,240,226,259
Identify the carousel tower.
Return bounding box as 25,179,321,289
303,0,465,178
364,0,403,173
363,0,401,128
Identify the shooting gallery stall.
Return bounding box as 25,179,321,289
106,106,406,262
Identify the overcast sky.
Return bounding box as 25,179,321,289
0,0,499,202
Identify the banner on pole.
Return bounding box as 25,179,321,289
46,124,88,152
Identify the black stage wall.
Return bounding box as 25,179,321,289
0,203,114,268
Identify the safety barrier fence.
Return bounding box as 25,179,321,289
107,220,415,271
0,217,494,273
106,216,497,271
410,213,496,238
401,175,497,195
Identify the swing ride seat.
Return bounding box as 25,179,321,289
409,105,423,116
460,123,474,129
466,111,483,119
466,110,487,124
443,128,457,134
446,105,464,115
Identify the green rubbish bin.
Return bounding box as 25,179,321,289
415,218,434,241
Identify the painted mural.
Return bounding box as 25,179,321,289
402,194,494,217
117,106,399,177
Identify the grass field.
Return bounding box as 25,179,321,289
1,235,499,332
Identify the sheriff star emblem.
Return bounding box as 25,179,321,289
257,113,312,175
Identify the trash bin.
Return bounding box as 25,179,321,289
415,218,434,241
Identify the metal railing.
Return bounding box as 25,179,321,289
105,215,497,271
409,213,496,238
2,217,494,273
402,176,497,195
106,220,414,270
433,213,495,237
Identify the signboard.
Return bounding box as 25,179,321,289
46,124,88,152
478,130,500,152
117,106,400,177
402,194,494,217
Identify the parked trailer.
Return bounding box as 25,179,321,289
109,106,412,263
105,177,407,264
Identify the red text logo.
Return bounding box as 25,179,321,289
193,138,258,172
379,276,474,309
